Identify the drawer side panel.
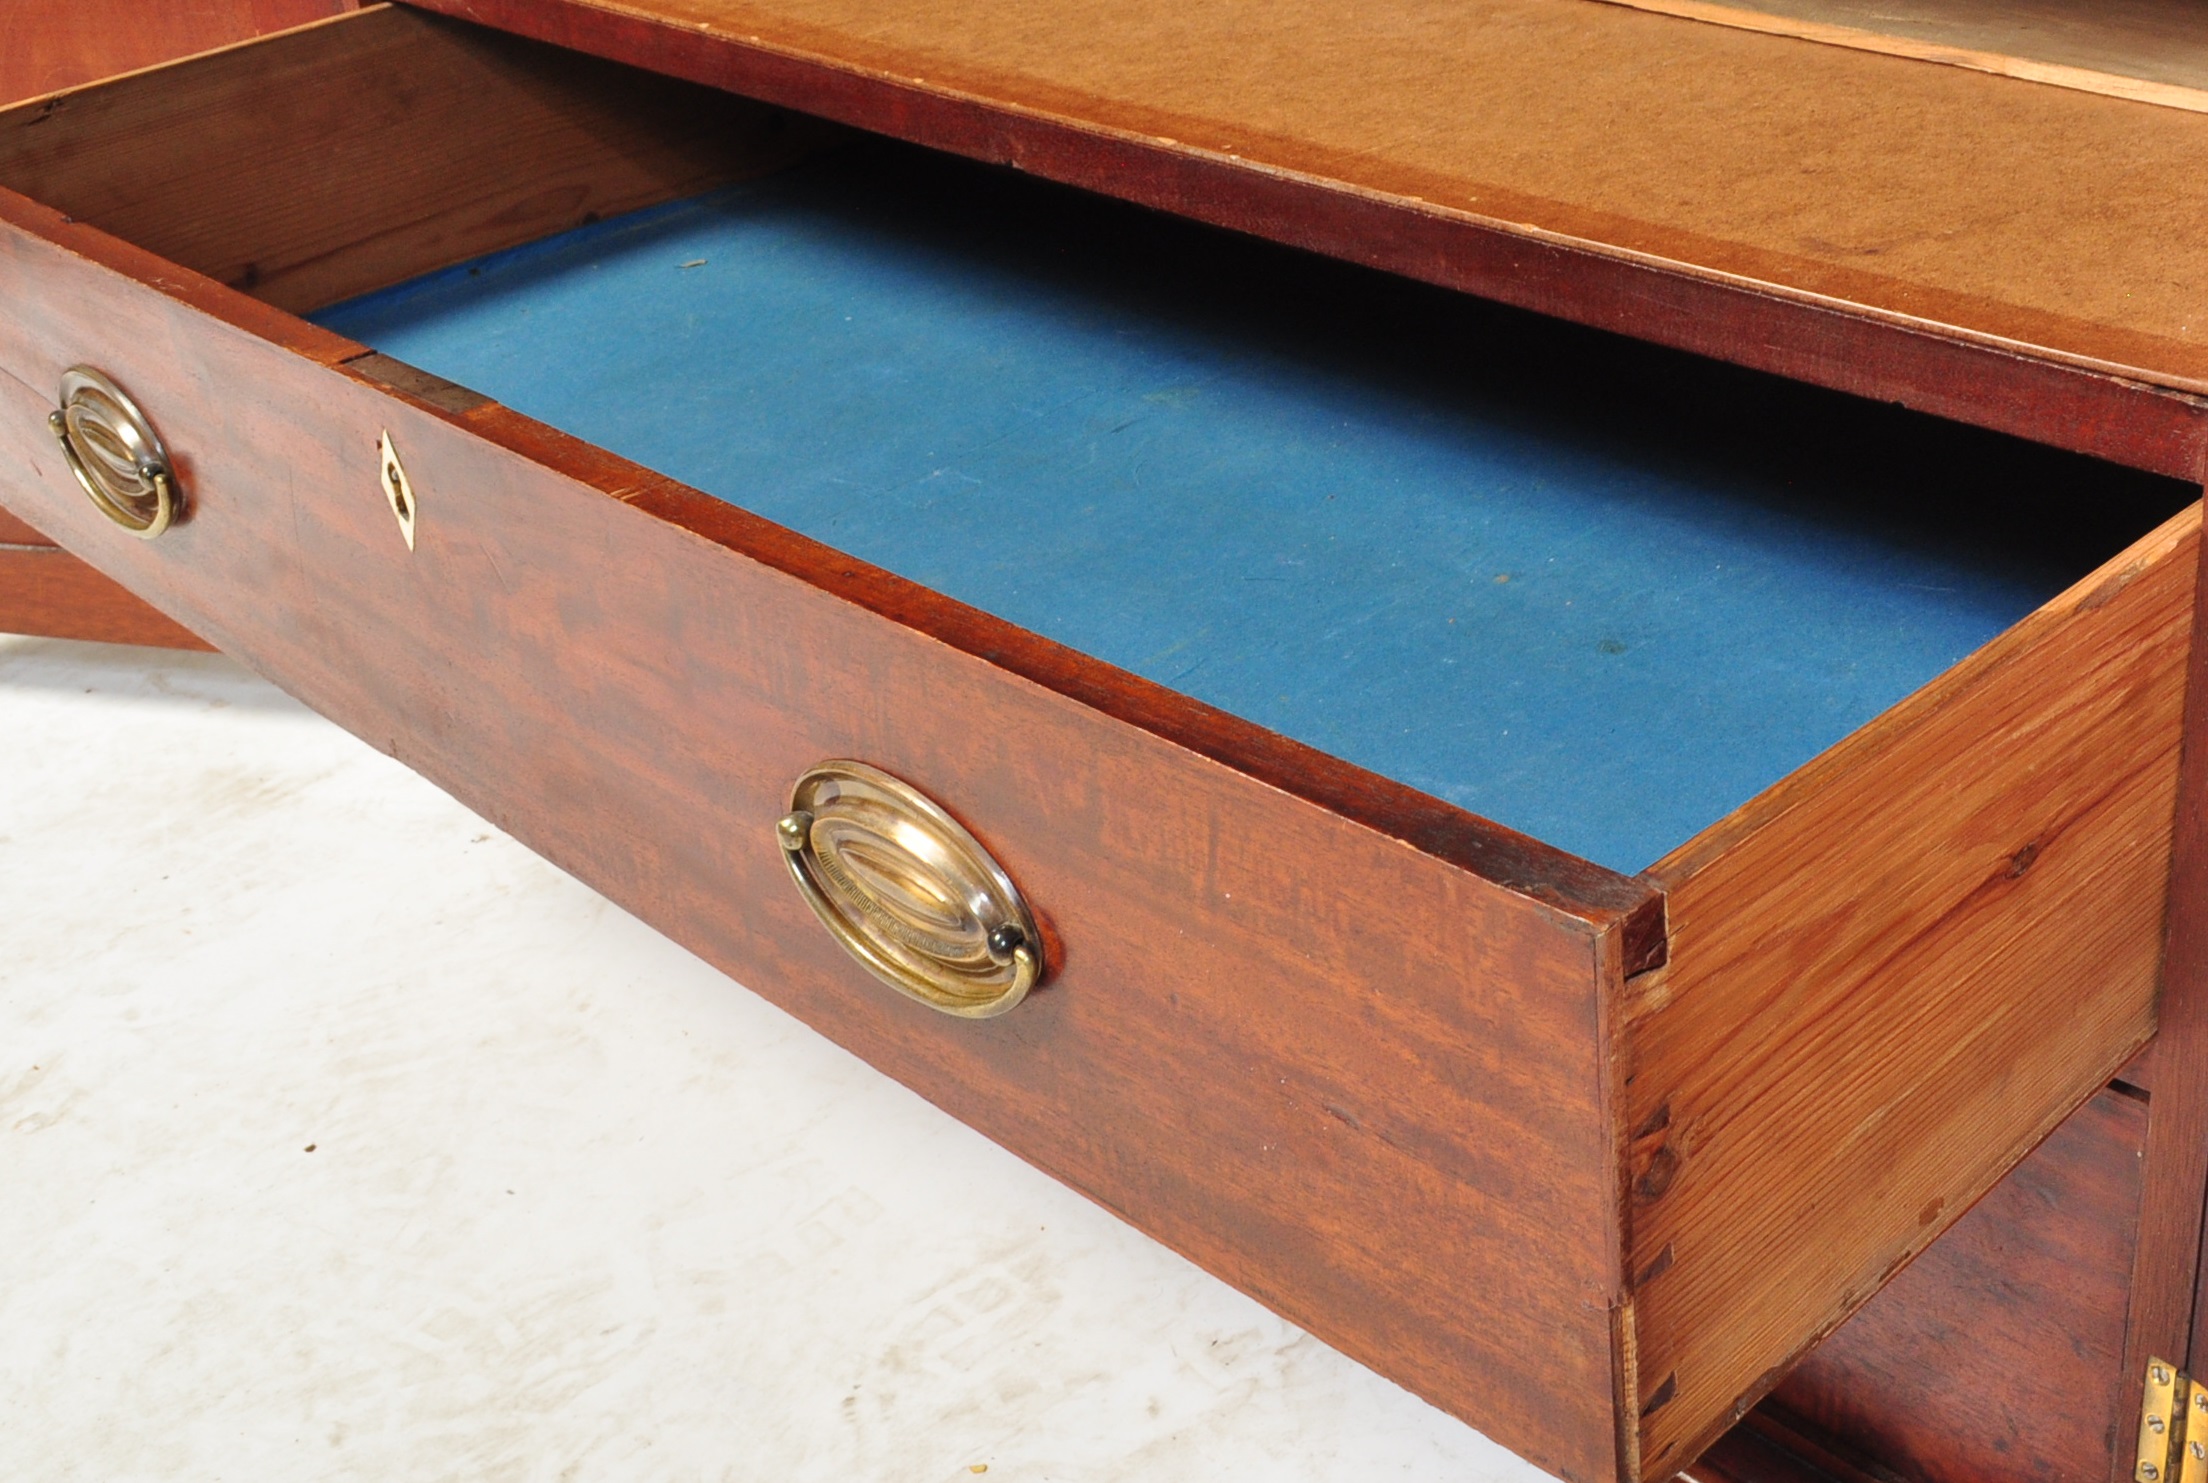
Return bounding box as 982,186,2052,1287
1629,502,2197,1474
0,209,1631,1482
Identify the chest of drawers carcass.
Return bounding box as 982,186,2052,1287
1,5,2203,1479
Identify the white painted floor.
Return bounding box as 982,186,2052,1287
0,634,1550,1483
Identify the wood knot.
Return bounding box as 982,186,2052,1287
2006,841,2040,879
1635,1145,1679,1203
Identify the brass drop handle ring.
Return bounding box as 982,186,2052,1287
777,761,1044,1018
48,366,181,539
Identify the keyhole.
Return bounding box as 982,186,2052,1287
376,431,418,551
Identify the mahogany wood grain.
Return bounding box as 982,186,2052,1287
1631,505,2197,1473
412,0,2208,480
0,5,839,316
0,0,355,104
1768,1086,2148,1483
0,184,1657,1483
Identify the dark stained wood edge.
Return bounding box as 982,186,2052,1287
0,176,1659,937
2118,474,2208,1480
408,0,2208,481
348,352,492,415
0,542,214,648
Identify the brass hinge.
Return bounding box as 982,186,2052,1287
2137,1357,2208,1483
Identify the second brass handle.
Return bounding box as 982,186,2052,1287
777,760,1043,1019
48,366,180,540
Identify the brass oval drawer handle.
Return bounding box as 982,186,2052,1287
47,366,181,540
777,760,1043,1019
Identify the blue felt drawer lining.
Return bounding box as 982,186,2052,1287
315,144,2181,873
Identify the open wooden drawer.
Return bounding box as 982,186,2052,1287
0,8,2198,1479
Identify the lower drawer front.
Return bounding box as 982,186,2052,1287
0,144,2190,1483
0,502,210,647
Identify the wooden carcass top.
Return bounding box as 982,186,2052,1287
416,0,2208,474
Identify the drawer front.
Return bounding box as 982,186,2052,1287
0,195,1649,1483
